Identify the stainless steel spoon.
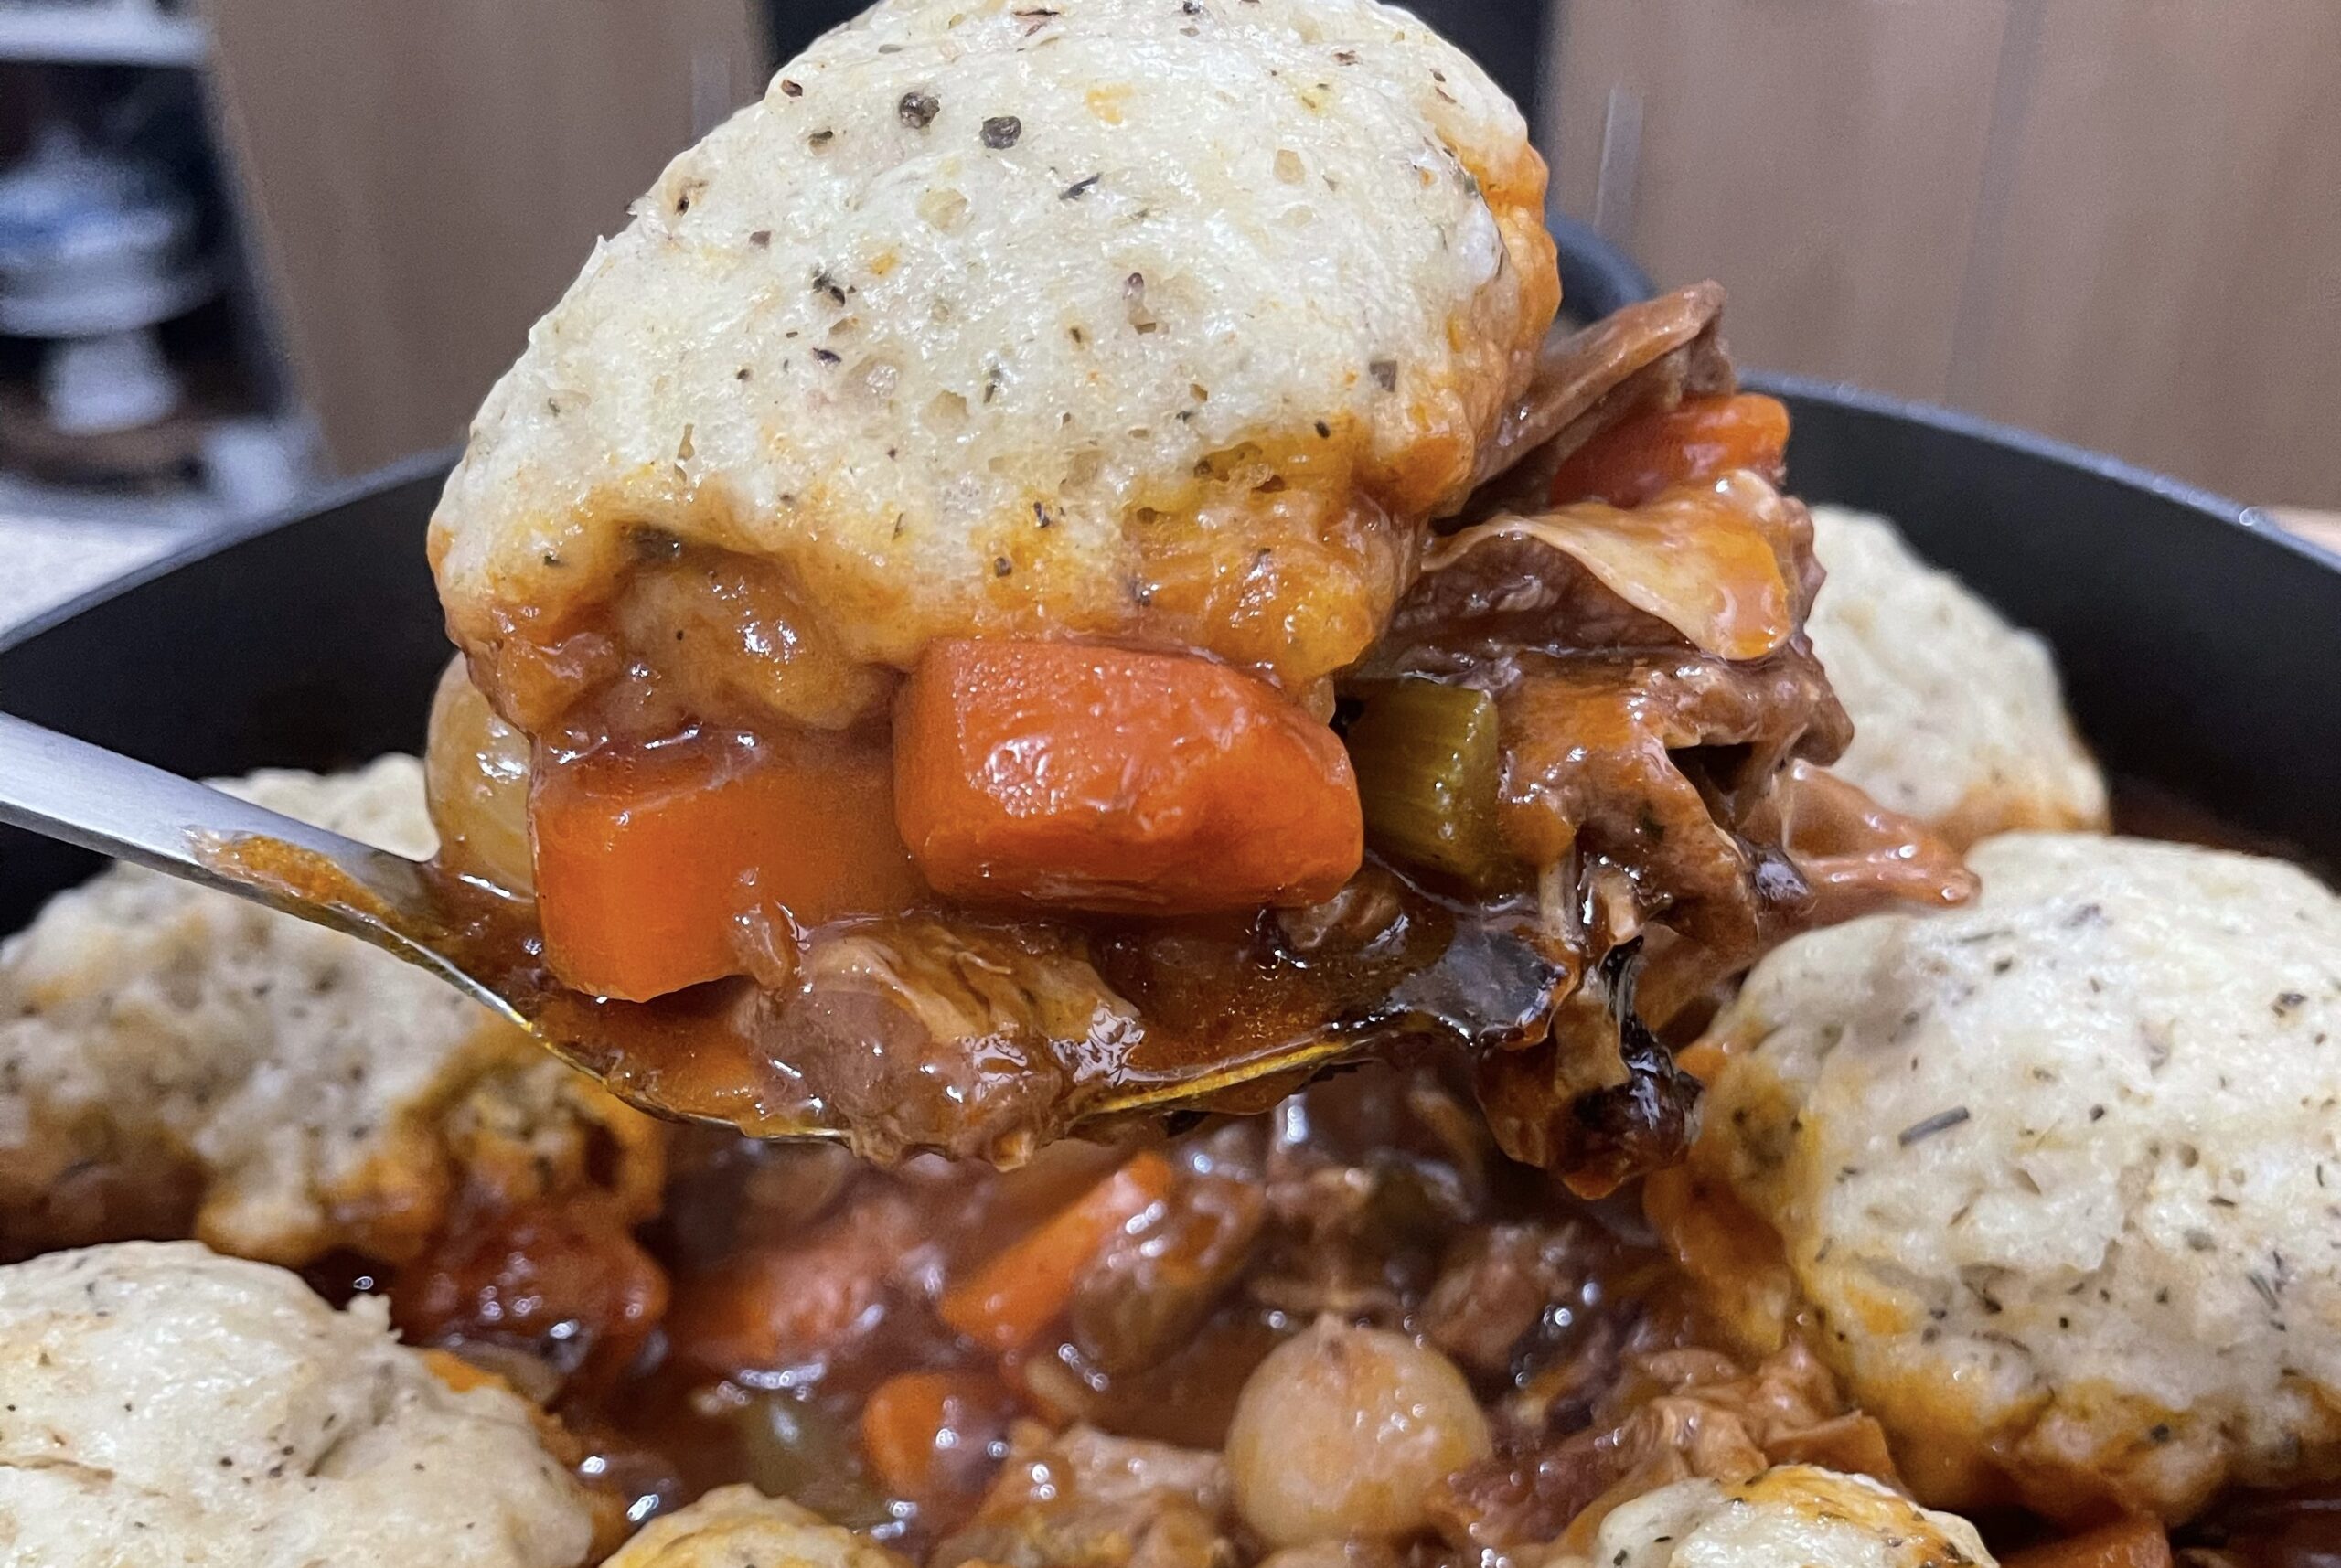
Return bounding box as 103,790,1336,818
0,710,1363,1143
0,709,534,1028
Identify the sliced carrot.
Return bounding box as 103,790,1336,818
938,1151,1174,1354
893,640,1362,914
532,727,924,1001
1549,392,1791,509
2003,1519,2172,1568
860,1370,1017,1501
667,1195,914,1379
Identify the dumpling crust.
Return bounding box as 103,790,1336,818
1577,1467,1995,1568
1687,834,2341,1521
0,1241,593,1568
430,0,1558,711
1805,507,2107,846
601,1485,913,1568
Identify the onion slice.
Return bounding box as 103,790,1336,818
1423,471,1798,663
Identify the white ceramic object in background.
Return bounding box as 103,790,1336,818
0,123,214,435
0,125,211,337
200,415,307,514
40,326,180,435
0,0,207,69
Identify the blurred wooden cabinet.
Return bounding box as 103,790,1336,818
201,0,767,475
1546,0,2341,507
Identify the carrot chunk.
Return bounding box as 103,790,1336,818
532,728,923,1001
667,1194,916,1379
860,1371,1018,1501
893,640,1363,914
1549,392,1791,509
938,1151,1174,1353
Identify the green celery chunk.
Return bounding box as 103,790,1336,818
1344,678,1510,886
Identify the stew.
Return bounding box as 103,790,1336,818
417,290,1972,1183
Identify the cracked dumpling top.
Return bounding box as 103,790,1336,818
1567,1467,1994,1568
0,1242,593,1568
602,1485,912,1568
1675,834,2341,1522
429,0,1557,727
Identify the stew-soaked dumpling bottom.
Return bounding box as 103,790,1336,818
603,1487,912,1568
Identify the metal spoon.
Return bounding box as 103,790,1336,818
0,710,1364,1145
0,710,537,1025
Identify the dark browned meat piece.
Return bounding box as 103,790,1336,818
1353,325,1971,1187
1464,283,1738,517
390,1198,670,1400
782,921,1144,1165
1494,648,1849,944
1235,1065,1502,1323
1072,1168,1265,1375
1472,962,1705,1194
1420,1219,1619,1378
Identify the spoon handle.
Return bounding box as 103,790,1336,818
0,711,520,1022
0,711,382,887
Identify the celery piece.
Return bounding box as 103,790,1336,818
1345,678,1509,885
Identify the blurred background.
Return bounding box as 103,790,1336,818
1,0,2334,626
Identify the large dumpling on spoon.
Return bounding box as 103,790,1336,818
418,0,1934,1173
430,0,1556,732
